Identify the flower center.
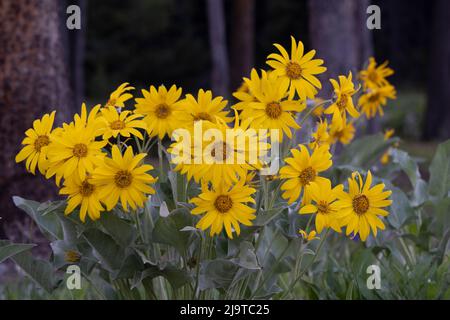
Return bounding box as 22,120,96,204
193,112,213,122
73,143,88,158
368,71,378,82
80,180,95,197
352,194,370,215
34,135,50,152
368,92,380,103
110,120,126,130
299,167,316,186
214,195,233,213
337,94,348,109
265,101,282,119
155,103,171,119
114,170,133,188
317,200,330,214
286,61,303,79
211,142,230,161
333,129,344,139
64,250,81,263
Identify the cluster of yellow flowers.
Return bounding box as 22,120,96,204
16,37,394,242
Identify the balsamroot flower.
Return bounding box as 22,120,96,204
335,171,392,241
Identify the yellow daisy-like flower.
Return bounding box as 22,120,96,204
266,36,326,100
335,171,392,241
134,84,190,139
92,145,157,211
279,144,332,205
16,111,56,175
104,83,134,108
46,106,107,182
299,179,342,233
299,229,319,242
59,174,104,222
170,117,269,187
239,73,305,140
183,89,232,125
358,85,396,119
384,128,395,140
190,179,256,239
232,69,270,111
328,118,356,145
380,129,395,165
325,72,359,127
359,57,394,89
309,119,330,150
98,106,147,140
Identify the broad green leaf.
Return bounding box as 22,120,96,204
132,264,191,290
152,208,192,254
198,259,239,290
0,240,36,264
112,253,144,280
232,241,260,270
428,140,450,199
253,206,287,227
387,186,414,229
391,149,421,187
100,213,137,247
11,250,57,293
337,133,396,168
13,196,63,240
82,229,125,271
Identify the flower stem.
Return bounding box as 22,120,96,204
281,228,330,299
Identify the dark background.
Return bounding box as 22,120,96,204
0,0,449,236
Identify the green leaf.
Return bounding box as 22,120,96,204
12,196,63,240
387,186,414,229
82,229,125,271
11,249,57,293
99,213,137,247
0,240,36,264
253,206,287,227
391,149,421,187
337,134,396,168
152,208,192,254
428,140,450,199
132,264,191,290
198,259,239,290
232,241,260,270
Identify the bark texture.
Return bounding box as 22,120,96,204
308,0,373,87
0,0,72,235
424,0,450,140
230,0,255,91
207,0,230,97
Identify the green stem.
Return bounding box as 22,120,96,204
281,228,330,299
299,99,332,127
250,240,291,299
158,139,166,182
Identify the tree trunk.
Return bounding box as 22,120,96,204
308,0,373,85
308,0,377,132
230,0,255,91
0,0,73,235
423,0,450,140
68,0,86,109
207,0,230,97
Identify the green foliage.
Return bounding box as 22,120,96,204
3,136,450,300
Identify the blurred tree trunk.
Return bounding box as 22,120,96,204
207,0,230,97
308,0,376,130
0,0,72,236
424,0,450,140
68,0,86,109
230,0,255,91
